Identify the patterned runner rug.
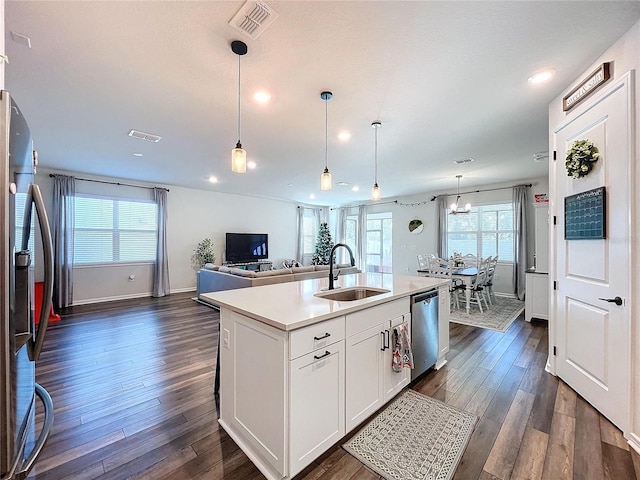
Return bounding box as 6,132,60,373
450,295,525,332
343,390,477,480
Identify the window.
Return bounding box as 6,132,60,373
74,195,157,265
344,214,358,262
446,203,514,261
365,212,392,273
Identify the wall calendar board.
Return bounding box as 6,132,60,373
564,186,606,240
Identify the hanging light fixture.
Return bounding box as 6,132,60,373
371,120,382,201
320,91,333,190
231,40,248,173
450,174,471,214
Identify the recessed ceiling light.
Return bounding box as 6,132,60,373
247,160,257,169
254,91,271,103
338,131,351,141
133,152,143,157
352,185,359,192
528,68,556,85
309,194,316,200
208,176,218,183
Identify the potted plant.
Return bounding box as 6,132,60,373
192,238,216,270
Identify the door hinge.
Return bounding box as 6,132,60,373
553,281,557,290
553,216,557,225
553,151,557,161
553,346,557,356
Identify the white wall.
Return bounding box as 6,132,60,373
36,168,297,304
548,21,640,451
331,176,549,296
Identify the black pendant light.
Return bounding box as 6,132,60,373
371,121,382,201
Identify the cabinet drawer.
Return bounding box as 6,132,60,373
345,298,409,337
290,316,345,360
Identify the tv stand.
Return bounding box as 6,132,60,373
223,260,272,272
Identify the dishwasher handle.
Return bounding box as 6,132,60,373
412,289,438,304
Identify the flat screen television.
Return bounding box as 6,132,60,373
225,233,269,263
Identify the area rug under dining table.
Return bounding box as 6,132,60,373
449,295,525,332
343,389,477,480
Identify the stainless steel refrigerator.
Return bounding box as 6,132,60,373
0,91,54,480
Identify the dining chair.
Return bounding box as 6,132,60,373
484,256,498,304
462,253,479,268
428,257,464,309
417,254,429,271
468,259,490,313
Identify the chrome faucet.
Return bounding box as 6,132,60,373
328,243,356,290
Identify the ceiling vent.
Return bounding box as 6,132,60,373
229,1,279,40
454,158,474,164
128,129,162,143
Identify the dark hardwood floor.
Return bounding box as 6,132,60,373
27,292,639,480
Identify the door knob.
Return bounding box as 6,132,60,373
598,296,623,306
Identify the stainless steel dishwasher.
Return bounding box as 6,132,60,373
411,289,439,381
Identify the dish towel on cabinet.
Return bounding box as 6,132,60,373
392,322,414,373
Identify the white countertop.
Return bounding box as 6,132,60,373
201,273,448,331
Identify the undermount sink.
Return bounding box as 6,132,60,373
314,287,390,302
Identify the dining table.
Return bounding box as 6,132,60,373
418,266,478,314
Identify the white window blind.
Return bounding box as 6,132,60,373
74,195,157,265
446,203,514,261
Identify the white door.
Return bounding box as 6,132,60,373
552,72,632,430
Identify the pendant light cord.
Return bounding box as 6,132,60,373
237,54,241,143
374,126,378,183
324,98,328,169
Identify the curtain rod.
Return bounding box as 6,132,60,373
49,174,169,192
430,183,532,201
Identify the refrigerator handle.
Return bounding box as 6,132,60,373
29,184,54,362
16,384,54,478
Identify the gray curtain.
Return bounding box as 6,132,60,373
357,205,367,271
335,208,347,263
152,188,170,297
295,207,305,264
436,196,448,258
52,174,75,309
513,185,529,300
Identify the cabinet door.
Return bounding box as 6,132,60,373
345,323,386,432
383,315,410,401
290,342,345,477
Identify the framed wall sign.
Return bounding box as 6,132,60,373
563,62,611,112
564,186,606,240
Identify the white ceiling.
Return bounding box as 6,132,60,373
5,1,640,206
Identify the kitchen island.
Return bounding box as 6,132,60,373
201,273,449,480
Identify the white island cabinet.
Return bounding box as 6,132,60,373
203,273,448,480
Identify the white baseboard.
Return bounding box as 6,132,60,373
628,432,640,454
72,287,196,306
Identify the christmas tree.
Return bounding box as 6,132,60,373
311,222,334,265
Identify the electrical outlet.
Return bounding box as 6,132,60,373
223,328,230,348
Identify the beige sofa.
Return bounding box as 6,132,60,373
196,264,360,306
